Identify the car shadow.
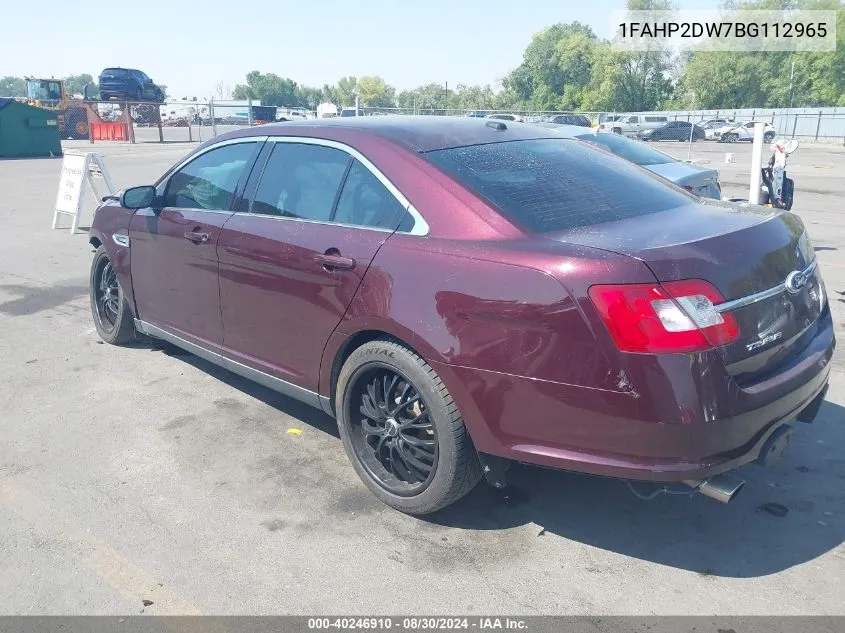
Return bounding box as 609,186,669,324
134,337,843,578
426,398,845,579
141,338,340,438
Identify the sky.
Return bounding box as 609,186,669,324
0,0,721,98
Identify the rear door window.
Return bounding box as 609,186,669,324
251,143,350,220
333,160,411,231
425,139,693,233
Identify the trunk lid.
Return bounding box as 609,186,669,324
549,201,824,384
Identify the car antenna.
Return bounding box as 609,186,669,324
486,120,507,130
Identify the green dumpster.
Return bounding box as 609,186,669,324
0,98,62,158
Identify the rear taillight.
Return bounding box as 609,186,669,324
588,280,739,353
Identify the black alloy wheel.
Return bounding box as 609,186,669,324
94,259,120,333
345,364,437,496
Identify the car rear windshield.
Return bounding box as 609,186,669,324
425,138,693,233
574,132,672,166
101,69,128,78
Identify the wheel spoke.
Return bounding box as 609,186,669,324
396,440,432,477
360,416,384,436
383,372,398,407
359,394,381,421
399,433,435,450
390,442,418,482
391,393,420,417
399,409,429,429
366,381,383,412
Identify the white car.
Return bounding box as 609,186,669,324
716,121,777,143
598,114,668,136
698,119,734,140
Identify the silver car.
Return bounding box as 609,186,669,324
534,122,722,199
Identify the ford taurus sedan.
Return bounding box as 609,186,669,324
89,117,834,514
534,122,721,199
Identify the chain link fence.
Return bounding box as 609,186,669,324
75,100,845,145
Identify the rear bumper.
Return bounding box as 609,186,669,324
434,311,835,482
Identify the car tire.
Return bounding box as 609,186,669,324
336,339,483,515
90,246,136,345
764,131,776,143
612,127,622,134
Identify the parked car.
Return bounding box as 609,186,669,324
639,120,706,142
486,113,524,122
700,119,734,140
718,121,777,143
89,117,833,514
464,111,487,118
598,114,668,136
541,114,592,127
535,123,721,198
98,68,165,103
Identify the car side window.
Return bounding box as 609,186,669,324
333,159,411,231
251,143,350,220
163,142,257,211
628,116,638,123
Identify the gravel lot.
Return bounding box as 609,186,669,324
1,134,843,615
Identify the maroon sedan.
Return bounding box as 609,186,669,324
89,117,834,514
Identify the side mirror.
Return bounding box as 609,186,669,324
121,185,156,209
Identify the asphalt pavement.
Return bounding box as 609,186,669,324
0,135,843,615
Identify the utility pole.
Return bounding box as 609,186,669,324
444,81,448,113
788,59,795,109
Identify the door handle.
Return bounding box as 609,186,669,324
314,253,356,271
184,230,209,243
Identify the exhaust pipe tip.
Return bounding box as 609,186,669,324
684,473,746,504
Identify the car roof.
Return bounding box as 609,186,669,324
235,116,563,152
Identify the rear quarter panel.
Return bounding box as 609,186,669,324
321,233,656,452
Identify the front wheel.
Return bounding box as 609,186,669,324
90,246,136,345
336,340,482,515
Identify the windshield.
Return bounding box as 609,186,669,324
26,79,62,101
574,132,672,166
425,138,693,233
101,69,128,78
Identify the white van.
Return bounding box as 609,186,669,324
599,114,668,136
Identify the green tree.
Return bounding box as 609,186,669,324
64,74,98,98
332,76,359,107
357,76,395,107
504,22,600,110
0,76,26,97
295,85,324,109
232,71,298,106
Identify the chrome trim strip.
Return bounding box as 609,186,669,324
242,212,394,234
715,259,817,313
112,232,130,247
135,319,324,410
265,135,430,236
134,207,233,217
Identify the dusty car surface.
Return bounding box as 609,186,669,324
89,117,834,514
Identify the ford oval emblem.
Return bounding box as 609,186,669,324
784,270,807,294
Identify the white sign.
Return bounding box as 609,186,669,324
52,151,115,233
